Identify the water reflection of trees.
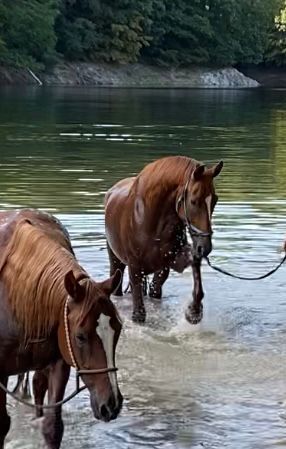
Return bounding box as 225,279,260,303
0,89,286,212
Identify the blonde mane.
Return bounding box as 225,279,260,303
0,219,87,341
132,156,200,203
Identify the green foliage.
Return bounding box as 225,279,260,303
143,0,213,65
207,0,282,65
265,3,286,66
0,0,59,69
144,0,282,66
56,0,152,63
266,25,286,66
0,0,285,69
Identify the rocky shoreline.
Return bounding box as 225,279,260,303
0,63,260,88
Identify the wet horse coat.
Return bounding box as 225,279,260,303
0,209,123,449
105,155,223,322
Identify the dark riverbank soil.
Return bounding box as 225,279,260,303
239,66,286,88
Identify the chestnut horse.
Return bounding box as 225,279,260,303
105,155,223,323
0,209,123,449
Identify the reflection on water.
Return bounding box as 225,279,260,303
1,87,286,449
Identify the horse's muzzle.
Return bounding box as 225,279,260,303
91,390,123,422
192,236,212,259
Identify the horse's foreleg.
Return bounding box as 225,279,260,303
13,372,31,398
42,360,70,449
33,369,49,418
185,260,204,324
129,268,146,322
0,376,10,449
149,268,170,299
23,372,31,397
13,373,24,394
107,242,126,296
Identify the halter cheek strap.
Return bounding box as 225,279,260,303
64,298,118,390
177,179,213,238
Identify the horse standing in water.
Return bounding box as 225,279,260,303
0,209,123,449
105,156,223,323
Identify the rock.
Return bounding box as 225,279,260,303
0,63,260,88
199,68,259,88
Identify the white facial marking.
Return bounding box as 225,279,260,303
96,313,119,403
205,195,212,220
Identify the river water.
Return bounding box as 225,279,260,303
1,86,286,449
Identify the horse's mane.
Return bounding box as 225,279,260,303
0,219,89,341
132,156,201,203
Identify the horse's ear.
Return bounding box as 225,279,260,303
192,164,205,181
101,269,122,296
64,270,85,302
210,160,223,178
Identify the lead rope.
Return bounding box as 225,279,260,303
205,253,286,280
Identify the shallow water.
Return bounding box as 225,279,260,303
1,87,286,448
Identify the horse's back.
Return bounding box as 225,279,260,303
0,209,72,254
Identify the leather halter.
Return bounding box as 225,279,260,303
177,178,213,238
64,299,118,389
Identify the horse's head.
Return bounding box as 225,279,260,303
176,161,223,259
59,269,123,422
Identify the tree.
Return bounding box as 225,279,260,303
0,0,284,69
265,2,286,66
207,0,282,66
56,0,152,63
143,0,213,65
0,0,59,69
144,0,282,67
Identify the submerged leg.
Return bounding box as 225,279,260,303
129,268,146,323
142,276,148,296
33,369,49,418
0,376,10,449
13,373,24,394
42,360,70,449
107,242,126,296
149,268,170,299
185,260,204,324
23,372,31,397
13,372,31,398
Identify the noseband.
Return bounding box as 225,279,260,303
64,299,118,389
180,178,213,238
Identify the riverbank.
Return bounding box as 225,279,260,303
0,63,259,88
239,66,286,88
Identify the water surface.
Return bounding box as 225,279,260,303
1,87,286,449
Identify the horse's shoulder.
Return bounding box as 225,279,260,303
105,177,136,204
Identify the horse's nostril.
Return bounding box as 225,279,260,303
100,404,110,420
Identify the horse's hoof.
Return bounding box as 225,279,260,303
149,284,162,299
185,304,203,325
132,309,146,323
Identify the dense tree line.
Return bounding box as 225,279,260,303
0,0,285,70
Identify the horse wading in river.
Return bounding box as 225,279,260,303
105,155,223,323
0,209,123,449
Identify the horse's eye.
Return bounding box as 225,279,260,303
76,333,87,345
191,199,197,206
